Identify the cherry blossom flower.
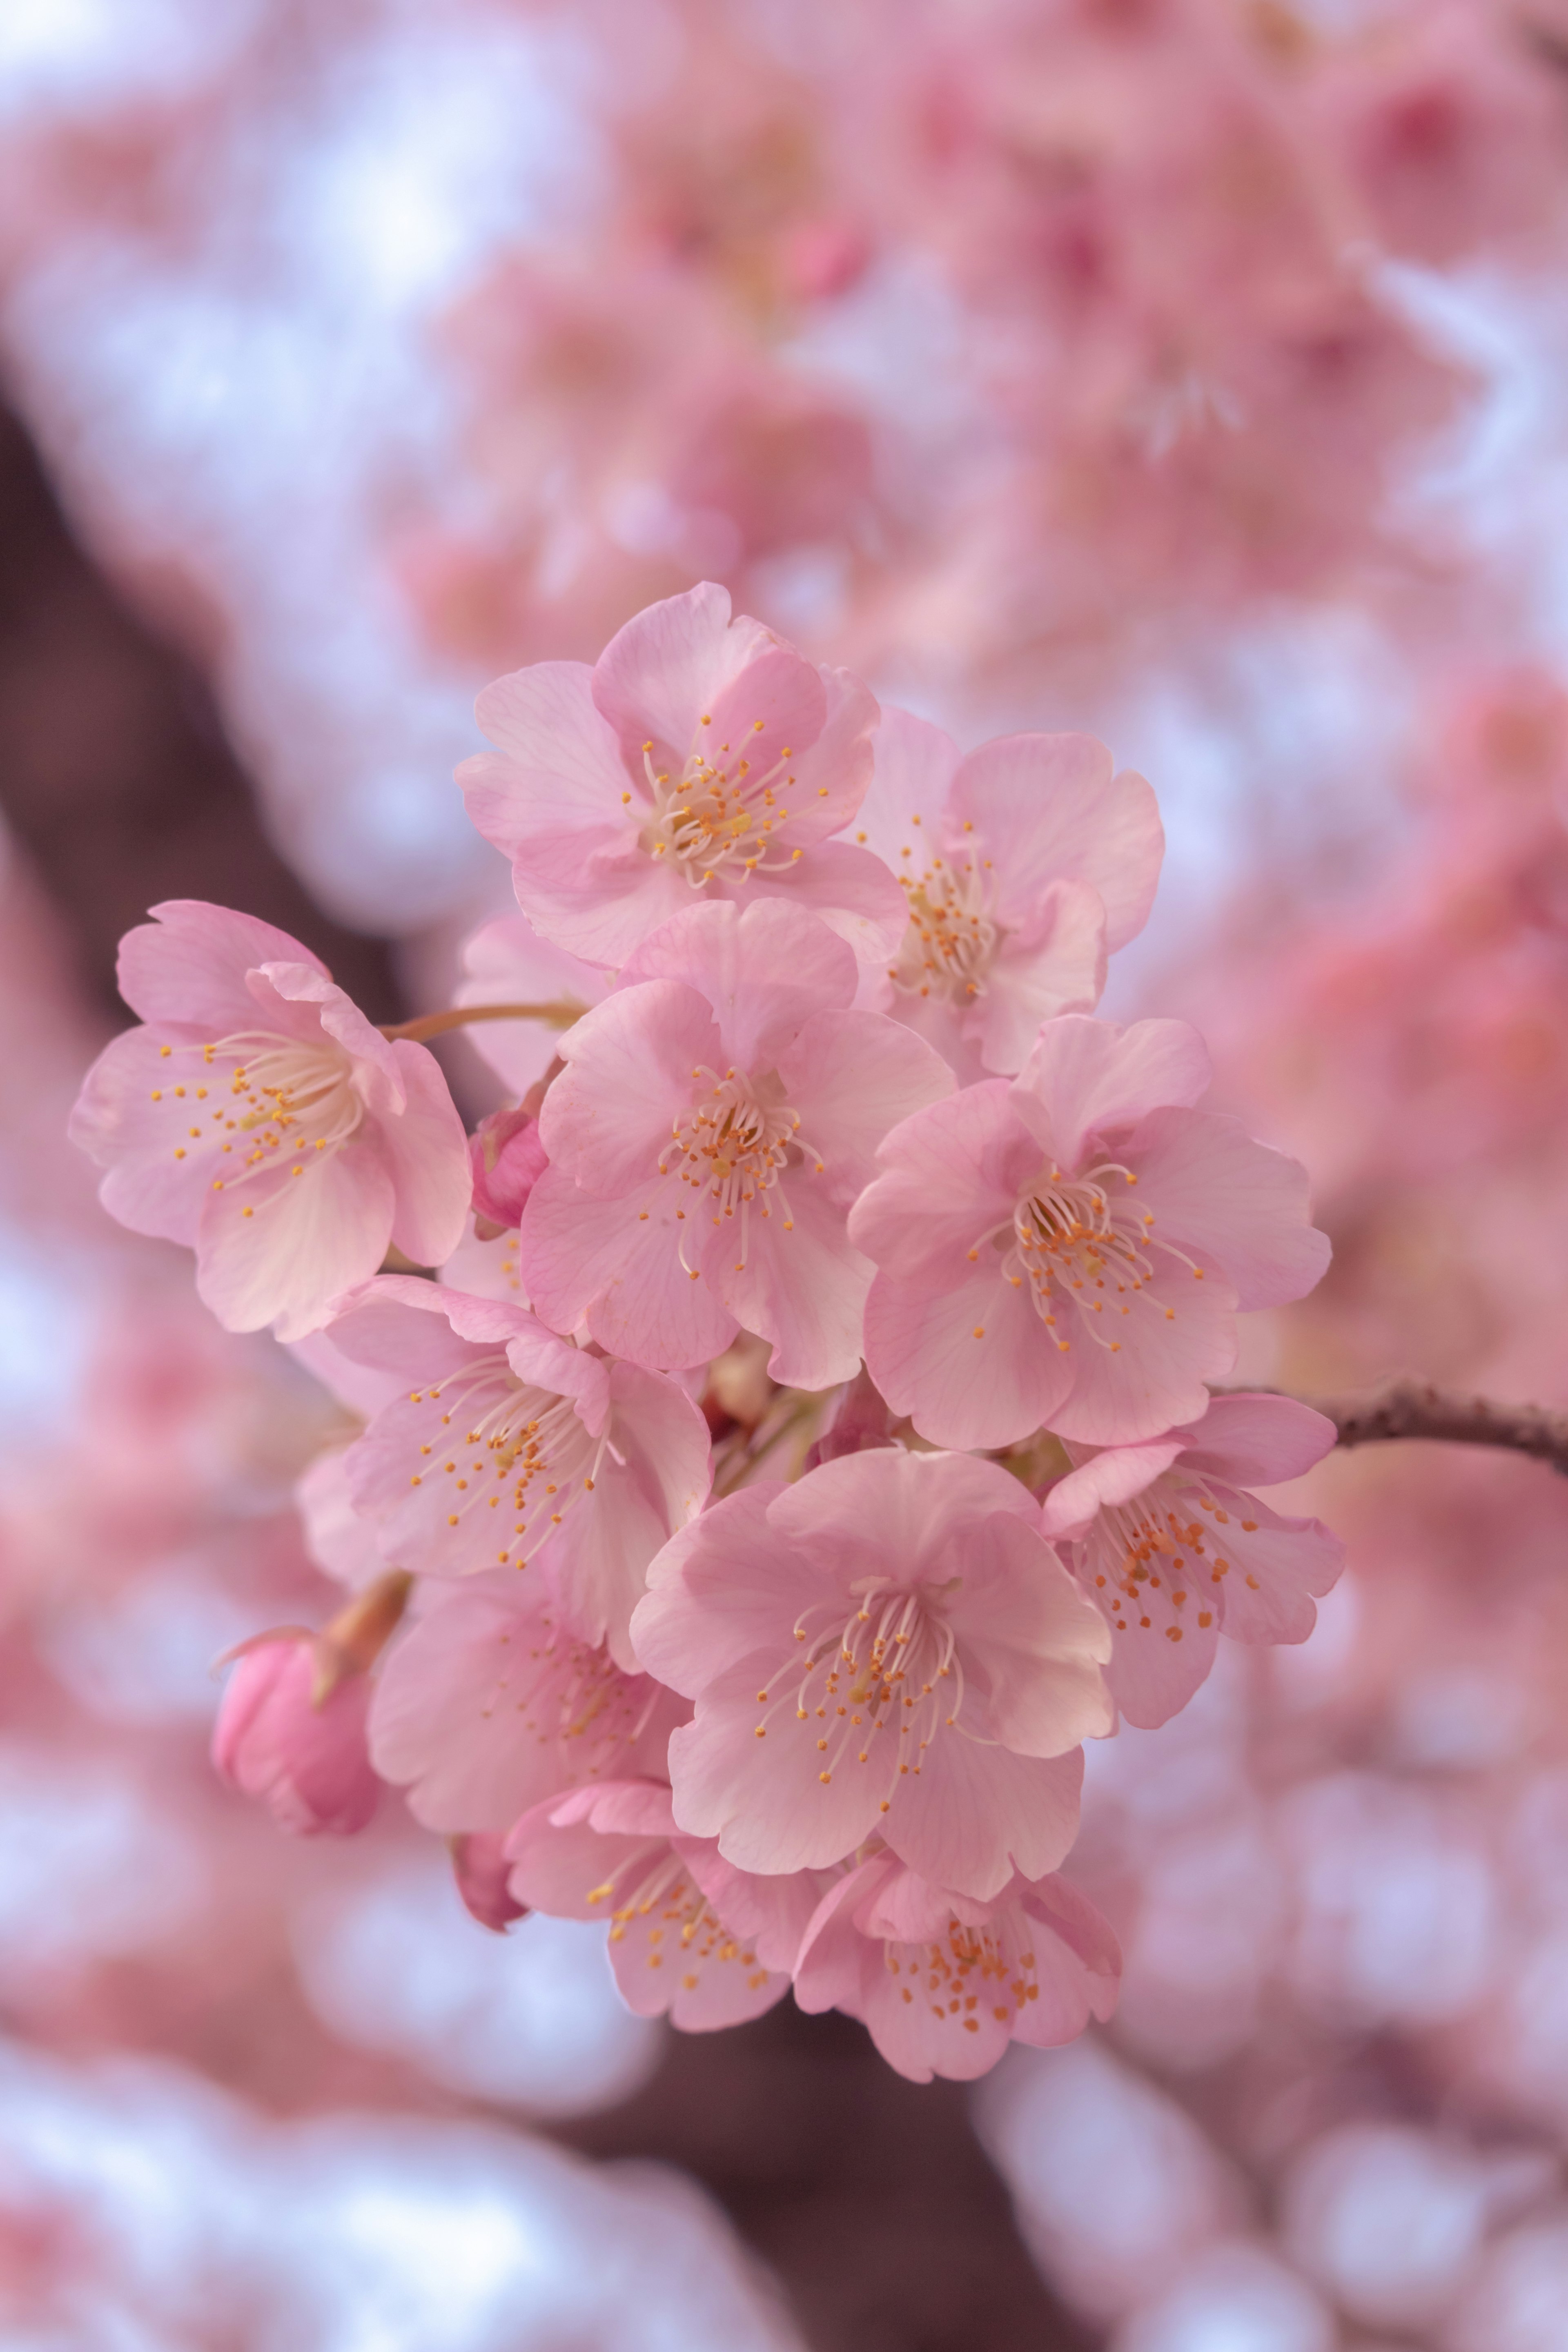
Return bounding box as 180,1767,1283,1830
449,1832,528,1933
459,581,906,968
1040,1392,1347,1728
630,1448,1112,1900
793,1849,1121,2082
856,706,1164,1076
327,1276,711,1669
211,1575,411,1838
368,1573,686,1832
69,902,471,1341
852,1014,1329,1451
506,1777,829,2030
520,898,953,1386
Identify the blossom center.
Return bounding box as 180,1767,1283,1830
488,1613,663,1774
975,1160,1174,1357
639,713,805,887
883,1908,1045,2033
660,1065,822,1272
1087,1475,1235,1639
586,1847,770,1992
753,1577,965,1797
407,1354,612,1567
889,850,1002,1005
151,1028,365,1196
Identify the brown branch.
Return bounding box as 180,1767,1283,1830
1250,1379,1568,1477
380,1000,583,1044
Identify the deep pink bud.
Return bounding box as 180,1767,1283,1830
450,1831,529,1933
212,1572,411,1838
469,1105,548,1237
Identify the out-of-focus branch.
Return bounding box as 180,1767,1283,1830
1272,1379,1568,1477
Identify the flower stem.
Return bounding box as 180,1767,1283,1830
380,1001,583,1044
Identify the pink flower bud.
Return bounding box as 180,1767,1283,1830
450,1832,528,1933
469,1105,548,1236
212,1638,379,1836
212,1573,411,1838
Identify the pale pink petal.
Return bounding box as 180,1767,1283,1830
780,1009,955,1194
539,979,718,1199
856,707,964,865
883,1739,1084,1900
976,880,1108,1074
455,911,610,1095
505,822,697,968
1100,1594,1221,1729
631,1483,823,1693
1197,1486,1345,1645
441,1219,530,1308
952,737,1164,953
378,1039,473,1266
117,899,327,1035
753,836,908,964
195,1142,394,1341
863,1258,1073,1452
701,1165,873,1392
520,1166,739,1372
294,1449,386,1592
681,1847,834,1973
762,662,877,849
666,1659,887,1873
847,1081,1039,1286
1046,1255,1240,1445
463,660,626,849
1011,1016,1212,1171
72,1025,229,1244
1129,1104,1331,1309
767,1446,1037,1587
1039,1441,1187,1540
322,1273,530,1384
945,1513,1113,1755
590,582,779,768
623,898,857,1072
1173,1392,1339,1488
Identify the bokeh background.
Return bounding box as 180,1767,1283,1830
4,3,1568,2345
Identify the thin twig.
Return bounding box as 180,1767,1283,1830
380,1000,583,1044
1233,1379,1568,1478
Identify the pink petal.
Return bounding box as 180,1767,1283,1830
1196,1485,1345,1645
848,1080,1039,1286
463,660,625,850
540,979,718,1199
1100,1590,1221,1729
294,1449,386,1591
1011,1015,1212,1172
752,836,908,964
666,1659,888,1873
379,1040,473,1267
951,735,1164,954
767,1446,1037,1588
631,1483,815,1693
1130,1105,1331,1310
1046,1253,1239,1446
623,898,857,1072
856,706,964,865
195,1139,395,1340
590,581,784,769
519,1166,739,1372
73,1025,227,1245
884,1738,1085,1901
117,899,327,1036
945,1513,1113,1755
700,1165,873,1392
1173,1391,1339,1488
1039,1441,1187,1540
780,1008,955,1194
976,880,1108,1074
863,1258,1074,1451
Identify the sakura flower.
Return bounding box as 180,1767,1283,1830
369,1573,685,1832
630,1448,1112,1900
521,898,953,1386
506,1778,828,2030
793,1850,1121,2083
853,1014,1330,1451
857,707,1163,1076
328,1276,711,1668
459,581,906,968
452,909,609,1098
212,1574,410,1837
69,901,472,1340
1040,1392,1347,1728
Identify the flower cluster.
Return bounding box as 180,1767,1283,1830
71,584,1341,2081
